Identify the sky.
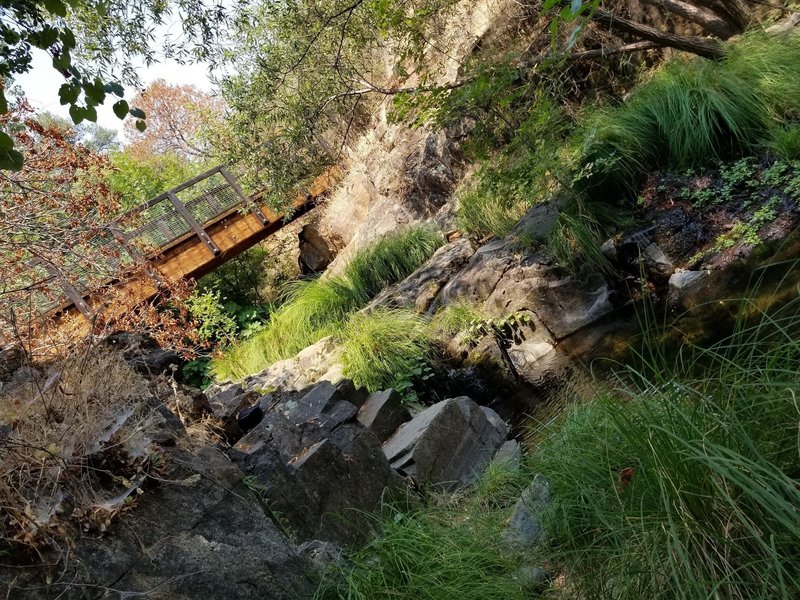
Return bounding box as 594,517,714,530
16,48,217,143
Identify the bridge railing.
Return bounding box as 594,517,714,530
2,163,267,328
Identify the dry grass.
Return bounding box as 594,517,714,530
0,348,163,561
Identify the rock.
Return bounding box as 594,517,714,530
232,379,399,545
205,381,260,442
2,445,317,599
440,242,614,341
299,224,335,273
369,238,476,312
502,476,550,548
357,389,412,442
512,565,550,591
299,539,344,570
104,331,184,377
509,201,560,245
243,336,343,393
669,269,709,293
0,344,24,383
492,439,522,470
234,421,399,546
382,396,508,490
237,403,264,433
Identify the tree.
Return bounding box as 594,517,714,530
35,111,119,152
0,0,231,169
124,79,227,162
0,101,121,331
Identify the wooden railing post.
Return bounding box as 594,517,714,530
219,165,271,226
35,261,93,320
167,191,221,256
108,225,163,287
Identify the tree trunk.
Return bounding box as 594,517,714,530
640,0,737,38
692,0,751,32
592,8,725,58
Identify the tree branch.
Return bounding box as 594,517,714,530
591,8,725,59
639,0,736,38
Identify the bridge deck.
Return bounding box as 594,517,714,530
7,164,334,341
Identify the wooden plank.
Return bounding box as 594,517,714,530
167,191,221,256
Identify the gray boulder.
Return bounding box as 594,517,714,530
2,445,317,600
502,475,550,548
369,237,476,313
357,389,412,442
382,396,508,490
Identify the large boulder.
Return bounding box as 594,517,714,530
368,237,477,313
2,445,317,600
356,389,412,442
382,396,508,490
231,380,400,546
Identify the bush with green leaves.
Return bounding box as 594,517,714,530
211,227,443,381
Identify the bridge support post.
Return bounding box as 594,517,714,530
220,166,271,226
167,192,221,256
40,263,94,321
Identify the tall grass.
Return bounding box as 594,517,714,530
315,462,535,600
577,31,800,200
211,227,443,381
529,292,800,599
340,309,433,392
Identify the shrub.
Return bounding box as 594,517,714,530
340,309,433,393
530,295,800,599
211,227,443,381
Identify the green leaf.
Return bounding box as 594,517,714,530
43,0,68,16
129,107,146,119
135,119,147,132
84,105,97,122
69,104,85,125
0,132,23,170
31,25,59,49
112,99,129,119
104,82,124,97
82,78,106,106
0,90,7,115
543,0,561,10
58,82,80,105
60,28,76,49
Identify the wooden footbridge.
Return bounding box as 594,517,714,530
7,164,334,340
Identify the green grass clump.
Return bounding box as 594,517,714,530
315,461,535,600
340,309,433,392
211,227,443,381
578,31,800,200
530,296,800,599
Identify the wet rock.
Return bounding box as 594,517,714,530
383,396,508,490
502,476,550,549
357,389,412,442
